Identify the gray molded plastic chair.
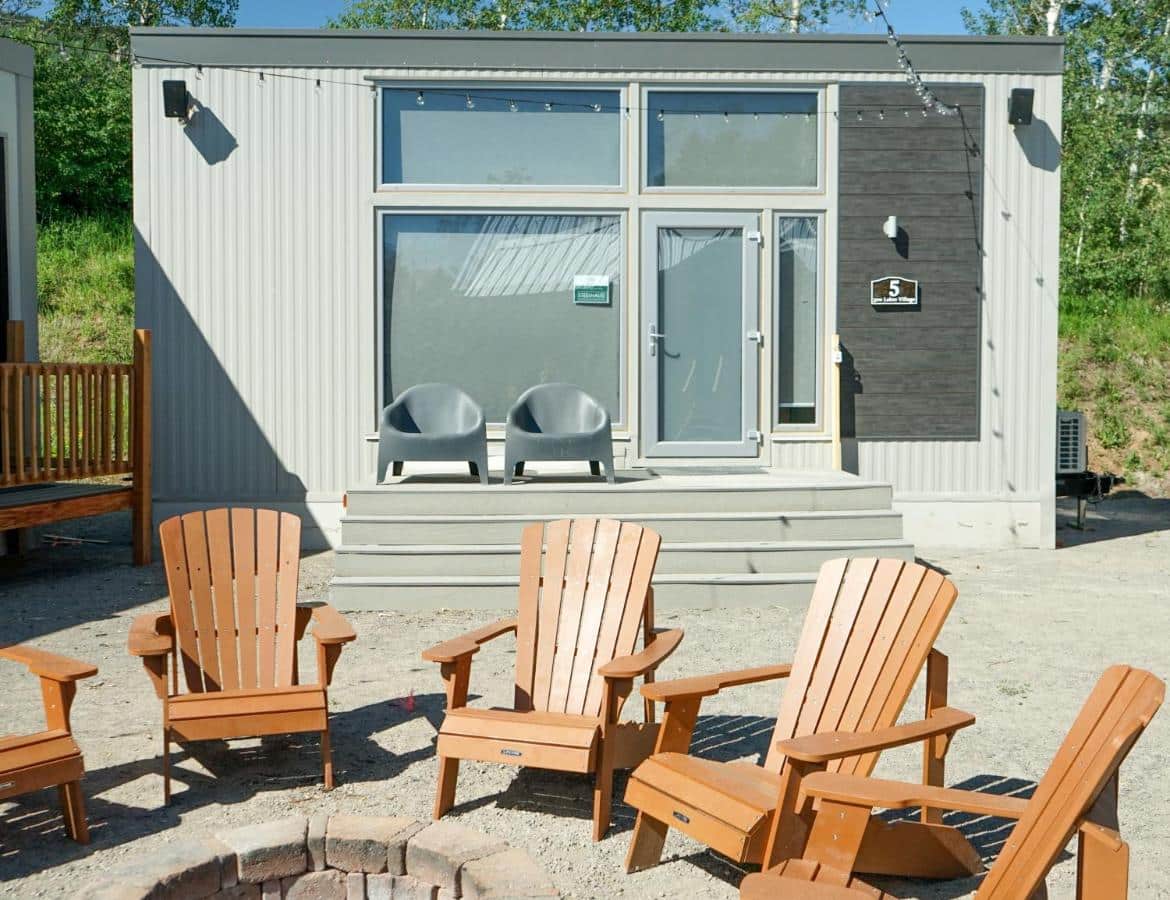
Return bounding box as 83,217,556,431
504,384,615,485
377,384,488,484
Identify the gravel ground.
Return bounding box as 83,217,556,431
0,494,1168,898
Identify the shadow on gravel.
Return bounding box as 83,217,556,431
0,693,446,880
1057,491,1170,546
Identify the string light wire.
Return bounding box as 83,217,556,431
7,28,980,121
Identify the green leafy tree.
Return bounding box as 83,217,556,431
731,0,868,34
329,0,719,30
1,0,237,216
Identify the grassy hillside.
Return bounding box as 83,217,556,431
36,211,134,365
1059,295,1170,494
32,213,1170,494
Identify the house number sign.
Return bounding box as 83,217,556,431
870,276,920,307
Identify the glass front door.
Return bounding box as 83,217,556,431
641,212,760,457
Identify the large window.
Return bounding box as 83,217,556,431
645,90,819,189
382,213,624,424
381,88,623,187
775,216,821,426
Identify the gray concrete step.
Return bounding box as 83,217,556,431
344,477,893,517
340,509,905,545
329,572,818,612
333,539,914,578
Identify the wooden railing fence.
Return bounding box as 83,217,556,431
0,363,139,485
1,322,153,564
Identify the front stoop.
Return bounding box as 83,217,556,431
330,470,912,611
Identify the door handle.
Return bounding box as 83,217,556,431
648,324,665,356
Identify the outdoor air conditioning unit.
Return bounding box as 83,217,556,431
1056,410,1087,475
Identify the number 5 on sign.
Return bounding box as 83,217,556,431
870,275,919,307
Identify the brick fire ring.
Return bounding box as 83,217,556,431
79,815,560,899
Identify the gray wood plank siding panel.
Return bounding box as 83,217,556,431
837,83,984,441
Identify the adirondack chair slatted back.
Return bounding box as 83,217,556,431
765,558,958,774
160,508,302,694
976,665,1164,899
513,518,661,717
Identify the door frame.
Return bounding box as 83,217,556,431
640,210,761,458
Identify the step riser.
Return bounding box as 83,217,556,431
330,580,816,612
334,543,913,578
344,485,894,517
341,514,904,545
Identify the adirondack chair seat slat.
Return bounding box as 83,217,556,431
626,753,781,859
424,518,674,840
168,685,328,722
0,731,84,801
439,707,602,749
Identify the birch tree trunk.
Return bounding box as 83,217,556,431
1045,0,1062,36
789,0,802,32
1120,13,1170,243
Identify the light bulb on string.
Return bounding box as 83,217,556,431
592,103,602,112
723,111,729,123
509,99,518,112
878,109,885,120
544,101,553,112
657,109,664,121
416,91,425,106
856,110,863,121
195,64,204,80
466,94,475,110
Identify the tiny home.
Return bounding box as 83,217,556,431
0,36,37,361
130,29,1063,560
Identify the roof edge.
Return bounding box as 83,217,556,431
0,37,36,78
128,28,1065,76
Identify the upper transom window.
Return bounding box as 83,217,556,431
645,90,820,189
381,87,623,187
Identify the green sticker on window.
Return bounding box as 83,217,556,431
574,275,611,306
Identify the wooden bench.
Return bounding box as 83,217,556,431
1,321,152,564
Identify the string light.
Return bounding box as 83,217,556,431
871,0,959,117
465,94,475,110
509,99,518,112
657,110,664,122
544,101,553,112
416,90,425,106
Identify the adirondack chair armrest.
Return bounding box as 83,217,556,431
639,663,794,703
796,770,1030,820
598,628,684,679
309,604,357,645
777,706,976,764
127,612,175,657
0,644,98,682
422,617,519,664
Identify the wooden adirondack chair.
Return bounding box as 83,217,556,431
740,665,1164,900
0,644,97,843
127,508,357,802
625,558,977,878
422,518,682,841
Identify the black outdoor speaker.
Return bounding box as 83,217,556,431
162,80,189,119
1008,88,1035,126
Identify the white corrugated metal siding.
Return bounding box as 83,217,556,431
134,63,1060,545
